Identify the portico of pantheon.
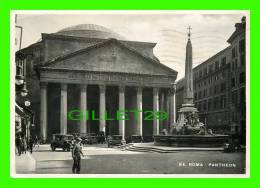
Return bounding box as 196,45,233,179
17,24,178,142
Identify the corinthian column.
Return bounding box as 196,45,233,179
153,88,159,135
169,83,176,125
159,91,165,129
40,82,47,142
119,86,125,140
136,87,142,136
99,85,106,133
60,83,67,134
80,84,87,133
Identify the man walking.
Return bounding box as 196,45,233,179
28,137,34,154
72,137,84,174
15,136,22,156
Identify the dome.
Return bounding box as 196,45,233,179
56,24,126,40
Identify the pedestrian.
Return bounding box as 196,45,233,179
34,136,39,148
72,138,84,174
21,137,27,154
28,137,34,153
15,136,22,156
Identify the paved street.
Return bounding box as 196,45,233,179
23,144,246,174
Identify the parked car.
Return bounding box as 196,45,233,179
81,133,98,145
50,134,74,151
223,135,241,153
97,131,106,144
130,135,143,143
107,135,123,148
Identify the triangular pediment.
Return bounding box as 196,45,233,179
42,39,177,76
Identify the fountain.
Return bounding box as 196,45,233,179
154,27,229,147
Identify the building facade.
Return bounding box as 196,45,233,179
176,17,246,144
16,24,178,142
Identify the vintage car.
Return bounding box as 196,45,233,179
107,135,123,148
96,131,106,144
81,133,98,145
50,134,74,151
223,135,241,153
130,135,143,143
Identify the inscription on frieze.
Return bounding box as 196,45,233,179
43,71,174,86
98,55,117,63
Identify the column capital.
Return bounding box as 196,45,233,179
99,84,106,92
61,83,67,90
136,87,142,93
168,83,176,95
40,82,48,88
119,85,125,92
80,84,87,90
153,87,159,94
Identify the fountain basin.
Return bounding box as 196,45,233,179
154,135,230,147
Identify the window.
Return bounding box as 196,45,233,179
221,71,226,79
221,83,226,92
194,72,198,80
240,54,245,67
221,57,226,66
239,39,245,53
231,77,236,87
198,103,202,111
214,85,218,93
220,95,226,109
194,93,197,100
232,46,237,59
232,112,236,121
16,58,24,77
199,70,202,78
203,67,207,76
209,64,213,73
215,61,219,70
203,101,207,111
208,100,212,111
240,89,245,104
204,89,207,97
209,87,212,95
214,97,219,109
235,59,238,68
232,91,238,104
240,72,245,83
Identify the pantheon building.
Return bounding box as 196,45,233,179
16,24,178,142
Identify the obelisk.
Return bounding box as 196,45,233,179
184,26,194,105
172,26,199,134
177,26,198,123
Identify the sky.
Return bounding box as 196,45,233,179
15,11,247,80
